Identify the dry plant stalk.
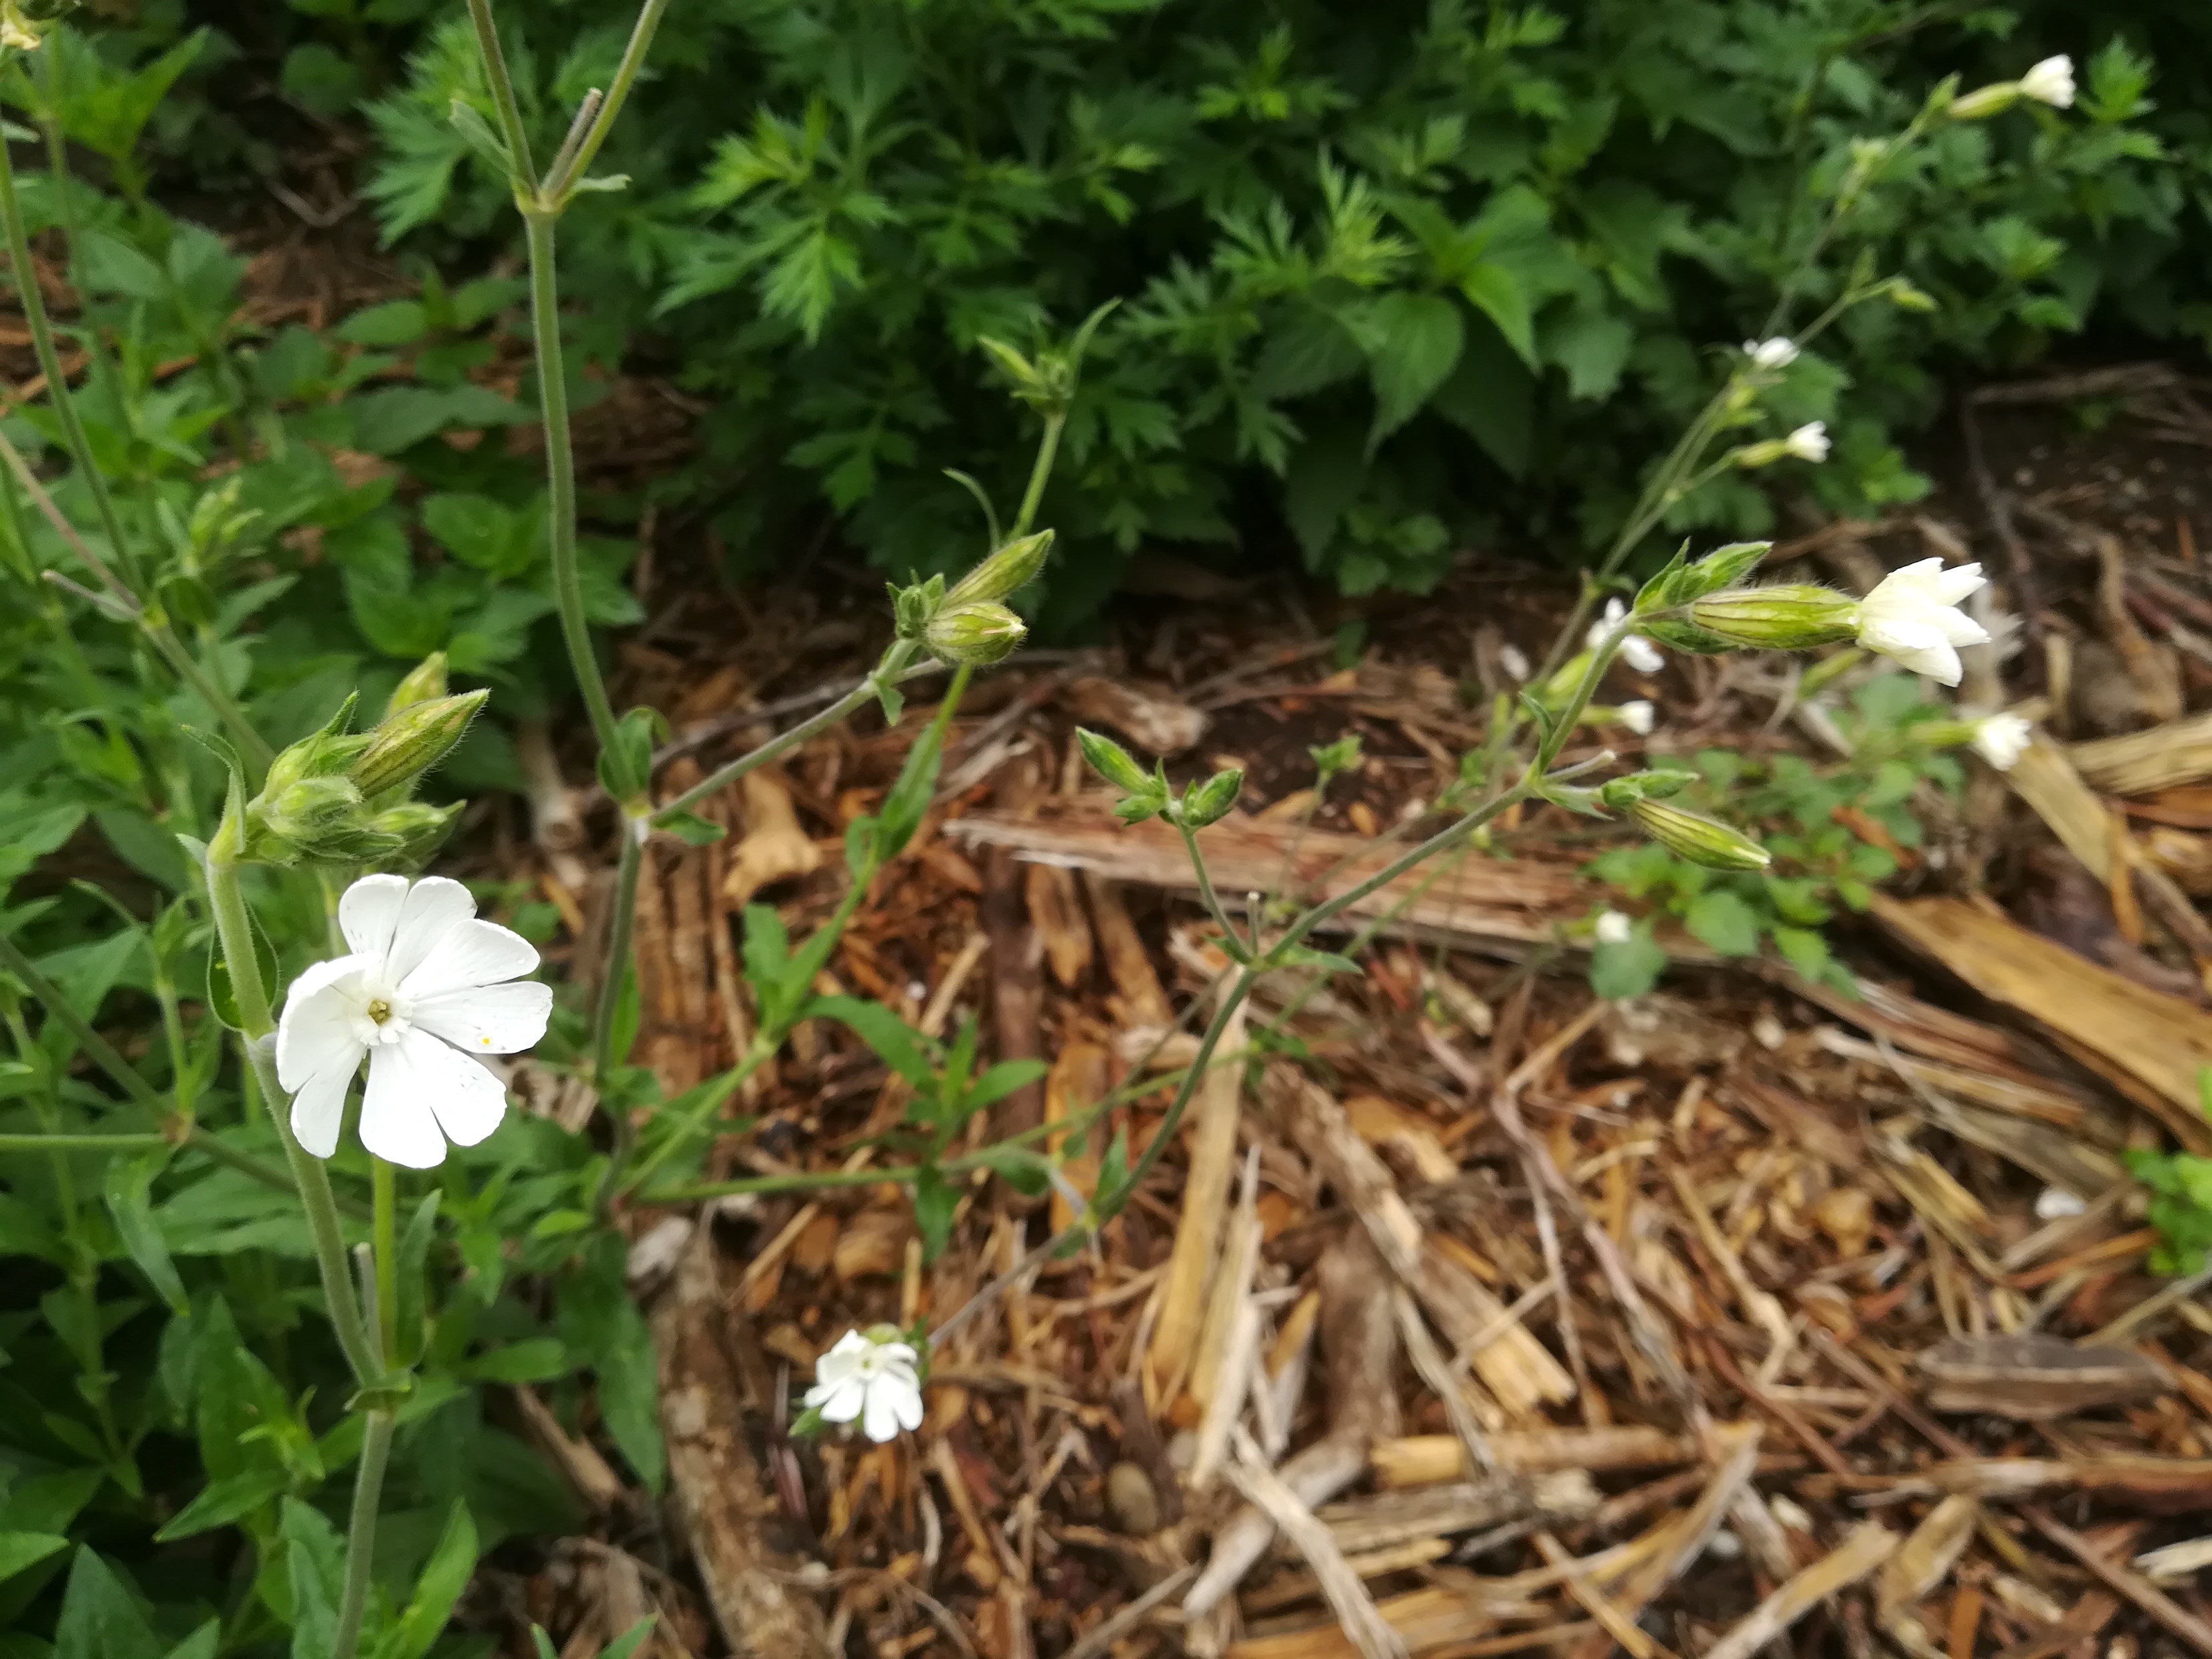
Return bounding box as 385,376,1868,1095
1151,1002,1250,1394
1226,1426,1410,1659
1698,1522,1898,1659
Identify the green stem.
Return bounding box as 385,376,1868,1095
0,1130,167,1150
330,1409,395,1659
0,98,136,593
1176,818,1244,950
587,822,645,1215
1008,410,1065,541
519,211,627,783
652,642,920,824
461,0,539,189
205,831,381,1386
0,927,167,1116
372,1159,399,1367
541,0,673,200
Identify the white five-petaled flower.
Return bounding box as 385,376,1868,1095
1592,600,1664,675
2020,54,2075,108
1497,644,1531,683
1784,422,1831,463
1970,711,2033,772
1855,558,1991,687
806,1328,925,1442
1594,909,1635,946
1618,700,1655,736
276,875,551,1169
1744,337,1799,369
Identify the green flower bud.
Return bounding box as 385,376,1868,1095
351,689,488,802
384,652,450,719
1685,586,1861,650
1946,81,2021,121
1078,728,1150,794
1598,770,1695,811
891,573,948,640
1179,768,1244,829
947,530,1054,606
250,776,401,865
369,800,464,867
923,600,1026,666
1629,798,1771,871
0,0,74,49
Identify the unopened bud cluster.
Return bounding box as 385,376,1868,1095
1077,728,1240,829
240,657,480,865
892,530,1053,667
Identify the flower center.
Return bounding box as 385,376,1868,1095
351,981,413,1047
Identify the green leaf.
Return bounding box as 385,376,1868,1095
104,1152,189,1315
205,902,279,1033
658,810,727,847
913,1166,959,1262
1363,293,1465,447
806,996,935,1089
602,1619,658,1659
1544,306,1633,401
56,1549,163,1659
386,1502,478,1659
1683,890,1761,957
283,1499,345,1659
462,1340,569,1383
962,1059,1049,1114
154,1469,287,1542
1770,925,1831,980
0,1533,68,1583
1457,263,1536,367
1431,315,1534,478
1589,927,1667,1001
337,300,430,349
392,1190,441,1370
970,1144,1052,1197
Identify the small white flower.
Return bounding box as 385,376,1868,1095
2020,54,2075,108
1970,711,2033,772
1854,558,1991,687
1592,599,1663,674
2035,1186,2088,1221
1784,421,1831,463
1498,644,1531,683
1594,910,1634,946
1769,1495,1815,1533
805,1328,925,1442
275,875,551,1169
1618,700,1655,735
1744,337,1799,369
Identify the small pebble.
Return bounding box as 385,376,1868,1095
1105,1462,1160,1536
1707,1529,1743,1561
1769,1494,1815,1533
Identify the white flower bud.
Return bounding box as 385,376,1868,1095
1618,701,1655,736
1744,337,1799,369
1970,711,2032,772
1784,421,1831,463
1594,909,1634,946
2019,55,2075,108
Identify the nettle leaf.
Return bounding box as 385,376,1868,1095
1364,292,1465,448
1590,926,1667,1002
1457,264,1536,367
1683,890,1761,957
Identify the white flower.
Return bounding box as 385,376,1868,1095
1784,422,1831,463
1970,712,2033,772
1854,558,1991,686
1618,700,1655,735
2035,1186,2088,1221
1592,599,1663,675
2020,55,2075,108
1744,337,1799,369
1594,910,1634,946
805,1328,925,1441
275,875,551,1169
1497,644,1531,683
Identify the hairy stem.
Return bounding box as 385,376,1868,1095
587,822,646,1215
331,1409,395,1659
541,0,673,199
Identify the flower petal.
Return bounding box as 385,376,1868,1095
383,876,477,984
1620,635,1664,674
289,1057,357,1158
359,1041,450,1169
889,1379,925,1432
400,918,540,1000
396,1027,511,1150
338,873,410,962
275,955,371,1092
1930,563,1986,606
411,980,553,1057
862,1385,902,1442
1935,608,1992,648
810,1377,865,1423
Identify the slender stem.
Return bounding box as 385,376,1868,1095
372,1159,399,1367
1008,410,1064,541
0,927,167,1115
0,106,137,592
652,642,919,824
587,822,646,1216
461,0,539,189
330,1409,395,1659
1176,819,1244,948
0,1130,167,1150
520,213,628,786
541,0,673,200
206,831,381,1385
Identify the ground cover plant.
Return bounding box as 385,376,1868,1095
0,2,2114,1647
